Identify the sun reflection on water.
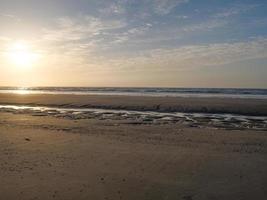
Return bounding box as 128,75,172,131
16,88,31,95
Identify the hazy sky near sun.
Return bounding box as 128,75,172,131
0,0,266,88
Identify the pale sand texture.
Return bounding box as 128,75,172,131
0,112,267,200
0,93,267,115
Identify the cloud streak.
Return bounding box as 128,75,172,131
214,4,259,18
42,16,126,42
104,38,267,71
152,0,189,15
0,13,21,22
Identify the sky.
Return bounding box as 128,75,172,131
0,0,266,88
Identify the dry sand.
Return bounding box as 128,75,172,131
0,111,267,200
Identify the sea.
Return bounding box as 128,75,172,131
0,87,267,99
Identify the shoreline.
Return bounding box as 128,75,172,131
0,93,267,116
0,104,266,131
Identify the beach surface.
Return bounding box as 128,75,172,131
0,94,267,199
0,93,267,115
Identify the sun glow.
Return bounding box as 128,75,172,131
6,41,40,68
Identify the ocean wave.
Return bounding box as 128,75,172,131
0,87,267,99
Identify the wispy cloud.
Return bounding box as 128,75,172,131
214,4,259,18
181,19,226,32
42,15,126,42
0,13,21,22
153,0,189,15
117,18,227,46
99,2,125,15
112,24,152,44
105,38,267,71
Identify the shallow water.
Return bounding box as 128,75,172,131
0,105,266,131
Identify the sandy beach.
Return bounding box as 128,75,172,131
0,94,267,200
0,112,267,200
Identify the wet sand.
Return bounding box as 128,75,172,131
0,93,267,115
0,112,267,200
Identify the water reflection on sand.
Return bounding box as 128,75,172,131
0,105,266,131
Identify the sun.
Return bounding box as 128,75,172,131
6,41,39,68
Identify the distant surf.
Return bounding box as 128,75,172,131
0,87,267,99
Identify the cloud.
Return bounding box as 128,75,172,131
0,13,21,22
181,19,226,32
112,24,152,44
39,15,127,58
214,4,258,18
113,3,259,46
105,38,267,71
42,15,126,42
117,18,227,46
176,15,188,19
152,0,189,15
99,2,125,15
49,38,266,74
